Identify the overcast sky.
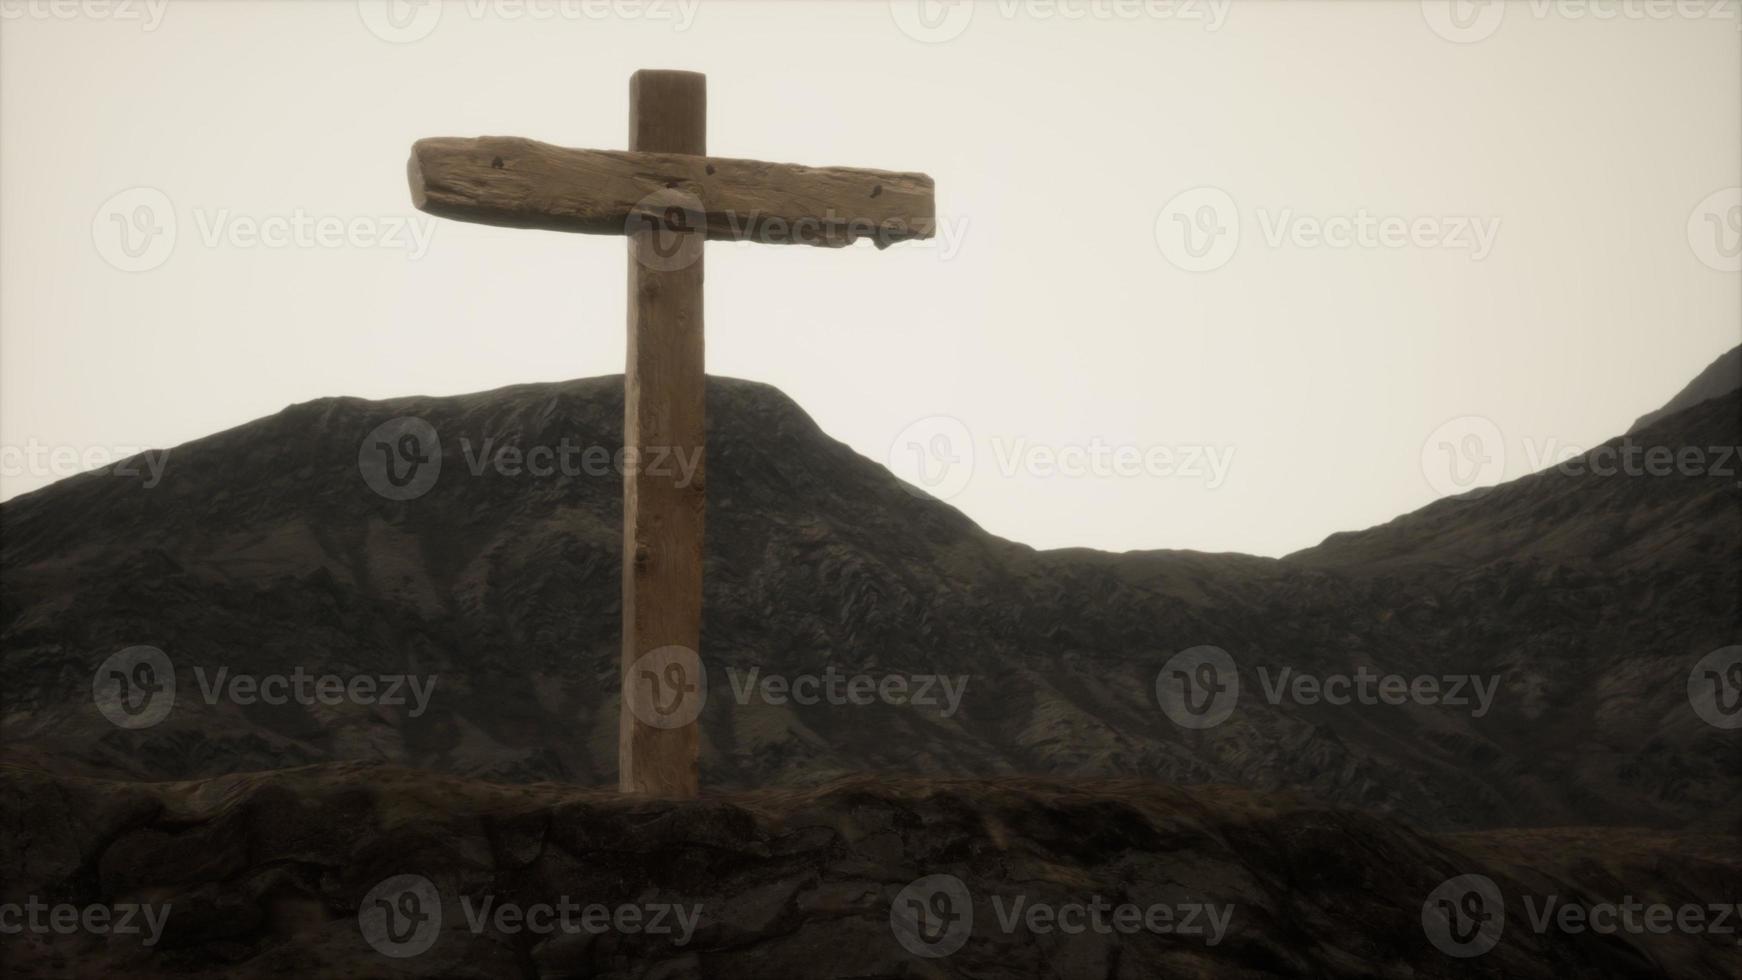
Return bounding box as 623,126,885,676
2,1,1738,557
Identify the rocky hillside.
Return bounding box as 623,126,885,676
1288,387,1739,571
1629,345,1740,434
2,375,1737,833
2,764,1736,979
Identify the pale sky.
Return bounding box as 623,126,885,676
2,0,1738,557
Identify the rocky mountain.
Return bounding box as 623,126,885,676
1629,344,1740,434
3,372,1737,835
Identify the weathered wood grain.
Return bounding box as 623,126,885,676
408,135,934,248
407,67,938,801
619,69,706,800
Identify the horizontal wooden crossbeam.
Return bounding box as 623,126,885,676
408,136,935,249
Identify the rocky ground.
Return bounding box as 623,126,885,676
2,763,1737,979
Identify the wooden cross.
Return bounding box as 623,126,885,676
406,70,936,799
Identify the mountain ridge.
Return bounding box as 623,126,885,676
1628,344,1741,435
3,374,1736,832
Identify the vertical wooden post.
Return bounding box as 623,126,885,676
620,69,706,798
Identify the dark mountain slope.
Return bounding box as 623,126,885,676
1288,391,1739,572
1629,344,1740,434
3,378,1737,832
